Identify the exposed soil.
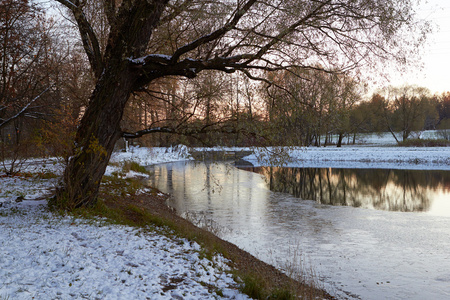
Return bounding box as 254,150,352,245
100,189,334,299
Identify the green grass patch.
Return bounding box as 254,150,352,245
239,274,296,300
240,274,266,299
101,175,142,197
121,161,151,175
67,201,165,236
35,171,58,179
125,204,174,229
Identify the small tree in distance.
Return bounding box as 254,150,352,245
376,85,434,143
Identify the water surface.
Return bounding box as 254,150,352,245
238,166,450,216
147,161,450,300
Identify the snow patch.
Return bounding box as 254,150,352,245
110,145,192,167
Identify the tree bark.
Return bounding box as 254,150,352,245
56,63,138,208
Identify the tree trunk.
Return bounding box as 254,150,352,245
54,64,137,209
402,129,410,142
337,133,344,147
387,125,400,144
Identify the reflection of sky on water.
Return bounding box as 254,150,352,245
428,192,450,216
149,162,271,232
147,161,450,300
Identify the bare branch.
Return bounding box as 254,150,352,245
170,0,257,63
244,0,333,65
54,0,104,78
122,126,174,139
159,0,194,25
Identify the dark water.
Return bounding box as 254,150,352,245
238,165,450,213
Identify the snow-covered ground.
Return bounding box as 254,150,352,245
330,130,444,145
0,201,249,300
356,130,446,145
245,146,450,170
110,144,192,167
0,146,249,300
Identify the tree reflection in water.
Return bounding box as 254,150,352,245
239,166,450,213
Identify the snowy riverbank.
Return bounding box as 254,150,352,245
0,146,249,300
243,146,450,170
191,144,450,170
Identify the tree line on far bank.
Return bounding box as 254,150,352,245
119,71,450,148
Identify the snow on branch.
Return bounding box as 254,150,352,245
122,127,174,139
131,53,255,89
128,54,172,65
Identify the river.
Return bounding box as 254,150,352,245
147,161,450,299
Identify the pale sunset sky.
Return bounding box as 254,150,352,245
389,0,450,94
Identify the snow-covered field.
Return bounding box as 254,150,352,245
331,130,444,145
194,144,450,170
110,144,192,167
0,146,249,300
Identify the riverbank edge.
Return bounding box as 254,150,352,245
91,188,334,300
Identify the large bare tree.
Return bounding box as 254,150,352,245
50,0,429,209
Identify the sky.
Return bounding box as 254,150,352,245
389,0,450,94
